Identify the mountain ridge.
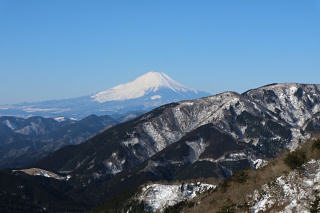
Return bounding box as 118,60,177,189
36,83,320,178
2,82,320,212
0,114,118,168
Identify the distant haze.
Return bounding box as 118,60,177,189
0,72,210,119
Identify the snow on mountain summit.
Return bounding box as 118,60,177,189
0,72,209,119
91,72,198,103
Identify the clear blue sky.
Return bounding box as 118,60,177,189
0,0,319,104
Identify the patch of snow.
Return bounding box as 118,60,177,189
180,101,194,106
122,138,140,147
151,95,161,100
288,128,310,151
3,120,15,130
13,168,70,181
142,121,172,152
186,138,207,163
137,182,216,212
54,116,66,122
15,122,40,135
229,152,247,159
121,114,139,122
251,189,275,213
250,158,268,169
103,152,126,174
199,152,249,164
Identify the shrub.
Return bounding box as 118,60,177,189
217,199,235,213
283,150,307,169
232,171,248,183
312,139,320,150
219,180,229,193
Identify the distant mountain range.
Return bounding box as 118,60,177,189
1,83,320,212
0,115,118,168
0,72,210,119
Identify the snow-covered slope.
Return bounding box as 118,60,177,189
243,83,320,127
92,72,198,102
13,168,70,180
249,159,320,212
135,182,215,212
37,83,320,180
0,72,209,119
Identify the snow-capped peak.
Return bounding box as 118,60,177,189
91,72,198,103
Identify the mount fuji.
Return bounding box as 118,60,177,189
0,72,210,119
